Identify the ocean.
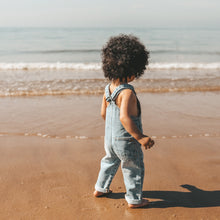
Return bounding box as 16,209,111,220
0,27,220,96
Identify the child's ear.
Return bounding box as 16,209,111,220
127,76,135,82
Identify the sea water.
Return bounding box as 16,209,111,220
0,27,220,96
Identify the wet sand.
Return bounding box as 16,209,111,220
0,92,220,219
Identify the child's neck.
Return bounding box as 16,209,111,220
112,78,129,87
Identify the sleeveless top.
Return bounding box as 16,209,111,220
104,83,143,145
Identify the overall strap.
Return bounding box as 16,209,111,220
105,83,136,102
105,84,112,102
105,83,141,115
111,84,135,101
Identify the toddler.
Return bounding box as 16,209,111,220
94,34,154,208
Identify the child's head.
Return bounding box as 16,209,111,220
101,34,149,82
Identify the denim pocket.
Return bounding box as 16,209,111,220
113,137,138,161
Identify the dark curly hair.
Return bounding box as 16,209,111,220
101,34,149,82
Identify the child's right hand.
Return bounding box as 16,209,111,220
138,135,155,150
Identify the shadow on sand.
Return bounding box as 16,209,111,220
107,185,220,208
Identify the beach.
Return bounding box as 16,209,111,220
0,92,219,219
0,26,220,219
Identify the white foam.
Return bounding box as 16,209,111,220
42,134,48,138
0,132,220,140
0,62,102,70
75,136,88,139
148,62,220,70
0,62,220,70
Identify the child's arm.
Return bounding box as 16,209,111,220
119,89,154,149
101,94,107,120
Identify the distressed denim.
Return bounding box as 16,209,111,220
95,83,145,205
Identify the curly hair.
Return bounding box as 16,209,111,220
101,34,149,82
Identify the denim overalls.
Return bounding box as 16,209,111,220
95,83,145,205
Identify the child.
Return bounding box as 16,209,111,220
94,34,154,208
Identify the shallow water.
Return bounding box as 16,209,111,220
0,27,219,97
0,69,220,97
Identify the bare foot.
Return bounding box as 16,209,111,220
128,199,150,208
93,190,112,197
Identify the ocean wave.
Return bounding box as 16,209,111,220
16,49,220,55
0,62,220,70
0,62,101,70
23,49,101,54
148,62,220,70
151,50,220,55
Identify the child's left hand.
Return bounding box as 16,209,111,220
138,135,155,149
144,139,154,150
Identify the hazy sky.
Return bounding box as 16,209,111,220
1,0,220,28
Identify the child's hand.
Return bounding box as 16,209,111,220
138,135,155,150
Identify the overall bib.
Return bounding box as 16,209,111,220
95,83,145,204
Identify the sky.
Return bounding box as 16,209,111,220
0,0,220,28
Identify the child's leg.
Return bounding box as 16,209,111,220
120,145,145,205
95,146,120,193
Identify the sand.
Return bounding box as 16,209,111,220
0,92,220,219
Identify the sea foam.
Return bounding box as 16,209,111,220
0,62,220,70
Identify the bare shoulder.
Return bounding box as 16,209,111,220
103,93,106,100
118,88,138,116
102,93,107,105
101,93,107,119
117,88,136,107
120,88,136,100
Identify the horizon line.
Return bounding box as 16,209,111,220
0,26,219,30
